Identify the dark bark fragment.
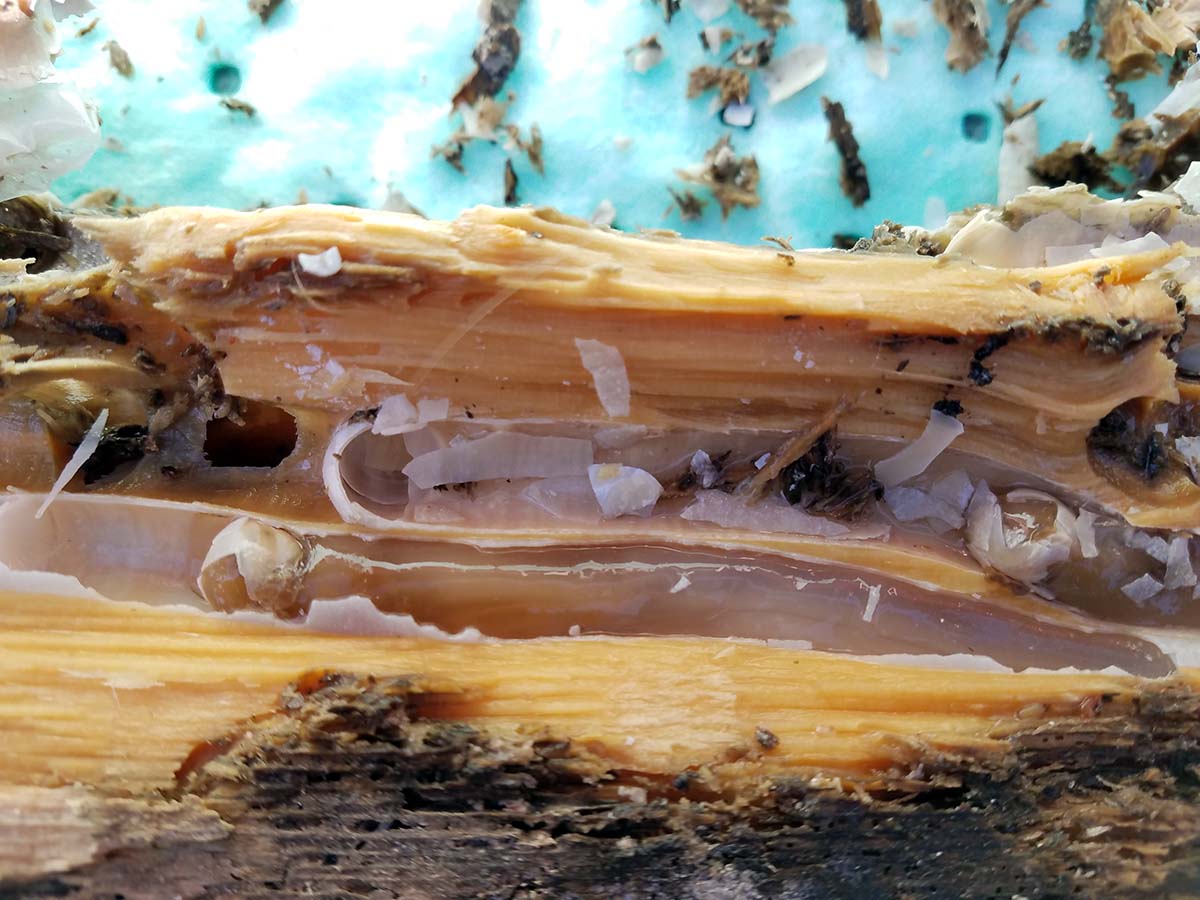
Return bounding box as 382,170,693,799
1106,75,1135,120
0,198,70,273
1031,140,1120,193
780,430,881,520
1063,17,1093,60
1108,112,1200,193
80,424,149,484
667,188,706,221
452,21,522,108
821,98,870,208
997,0,1041,74
504,158,519,205
842,0,882,41
648,0,681,24
7,672,1197,899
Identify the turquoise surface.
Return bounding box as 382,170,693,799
52,0,1174,246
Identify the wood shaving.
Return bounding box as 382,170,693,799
675,135,760,219
505,124,544,175
734,0,792,32
102,40,134,78
1097,0,1198,81
687,66,750,105
931,0,990,73
220,97,257,118
667,189,707,221
431,139,466,173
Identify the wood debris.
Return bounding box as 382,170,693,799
505,124,544,175
667,188,707,221
431,139,466,173
728,37,775,68
220,97,257,118
482,0,521,24
195,16,206,41
503,159,519,205
649,0,682,23
626,35,666,73
931,0,990,72
452,21,521,108
1108,111,1200,192
435,3,528,174
700,27,736,53
676,135,760,218
1030,141,1120,193
102,40,134,78
762,234,797,267
734,0,793,32
1031,102,1200,195
821,97,870,207
1105,74,1135,119
843,0,883,41
381,189,425,217
687,66,750,105
997,0,1043,74
248,0,284,24
1062,16,1093,60
1097,0,1198,80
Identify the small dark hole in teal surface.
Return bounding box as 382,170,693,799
207,63,242,95
961,112,990,142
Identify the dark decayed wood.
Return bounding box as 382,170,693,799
3,672,1197,899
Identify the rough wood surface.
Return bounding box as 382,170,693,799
4,672,1197,899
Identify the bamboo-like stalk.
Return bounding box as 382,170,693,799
1,193,1199,894
1,586,1189,792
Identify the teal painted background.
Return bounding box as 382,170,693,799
52,0,1173,246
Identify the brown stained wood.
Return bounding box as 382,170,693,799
3,672,1197,899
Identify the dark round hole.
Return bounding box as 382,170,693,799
204,399,297,467
961,112,990,142
207,62,242,95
